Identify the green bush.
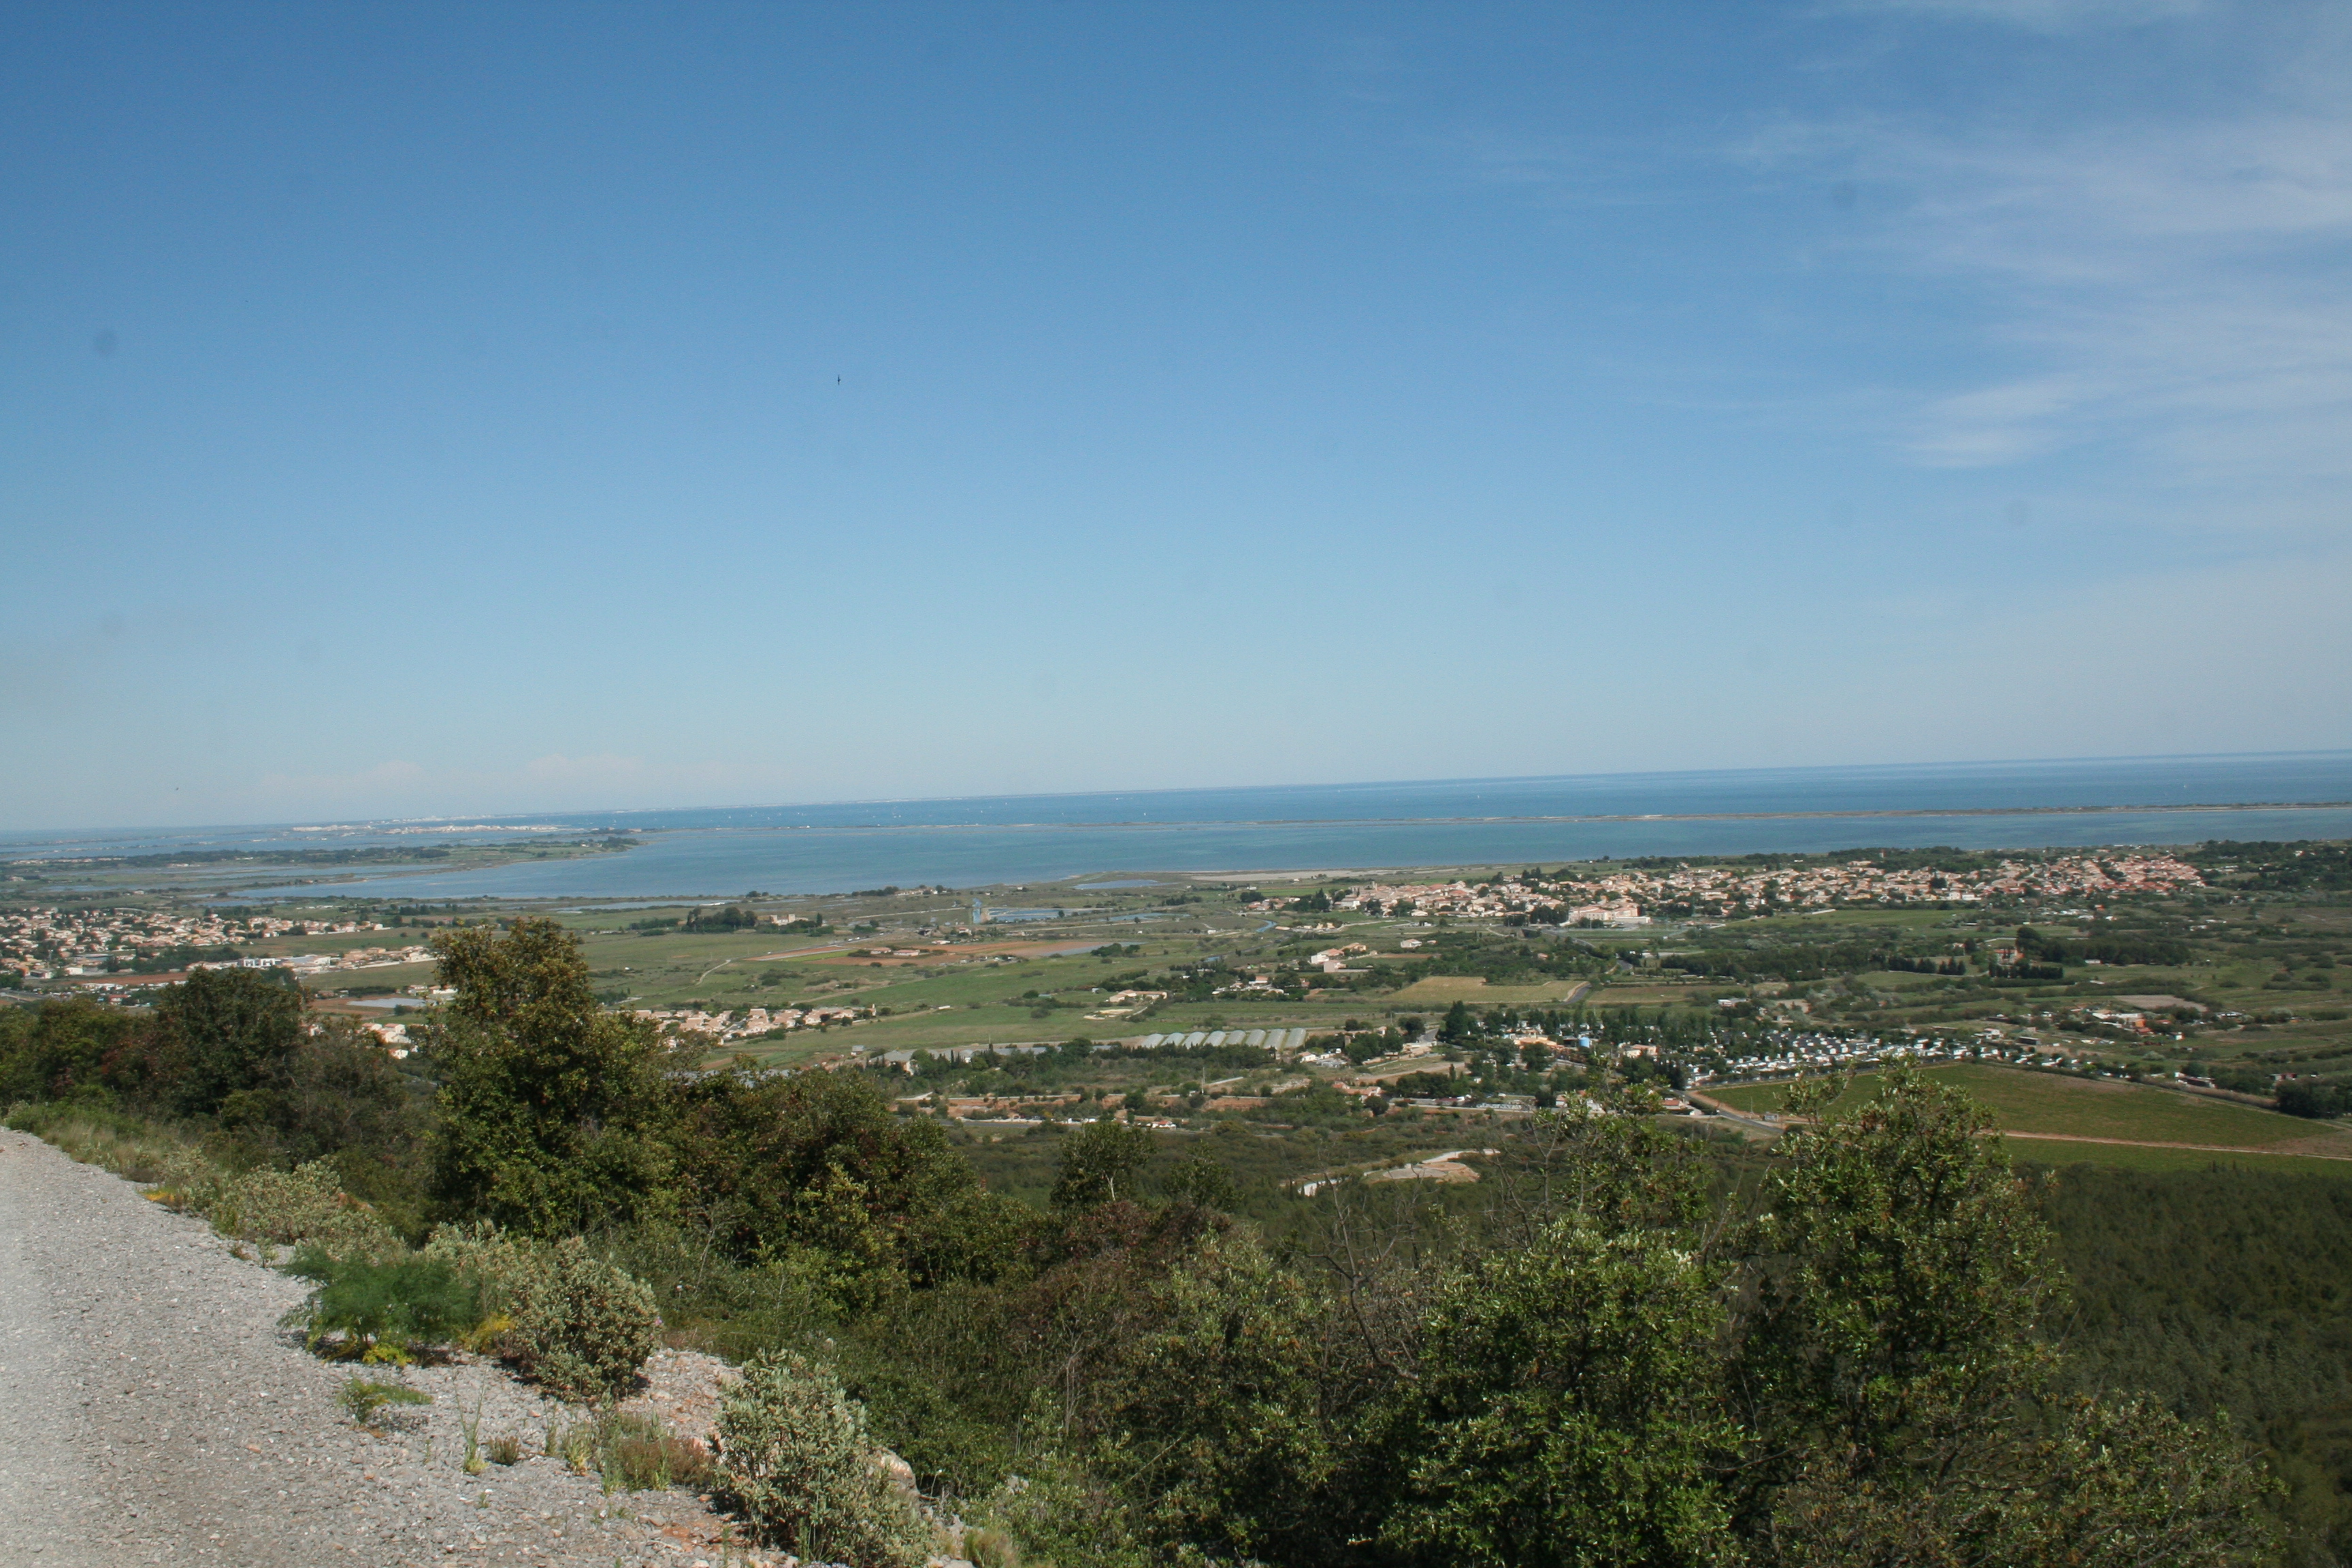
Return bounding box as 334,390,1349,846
969,1447,1149,1568
715,1348,928,1568
214,1159,404,1262
336,1375,431,1426
2276,1081,2350,1119
421,1220,540,1310
424,1224,660,1403
511,1237,662,1403
282,1249,481,1361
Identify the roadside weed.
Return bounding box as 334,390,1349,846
336,1376,431,1427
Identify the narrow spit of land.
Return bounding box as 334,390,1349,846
0,1130,737,1568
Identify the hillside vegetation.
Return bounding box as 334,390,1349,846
0,918,2328,1567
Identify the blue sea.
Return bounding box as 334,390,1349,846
7,751,2351,900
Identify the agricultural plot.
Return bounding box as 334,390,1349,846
1391,976,1593,1004
2013,1143,2352,1179
1709,1064,2352,1164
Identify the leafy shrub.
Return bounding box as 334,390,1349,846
424,1224,660,1403
282,1248,480,1361
336,1376,430,1426
715,1348,928,1568
968,1451,1149,1568
214,1160,404,1262
508,1236,661,1402
422,1220,539,1309
3,1105,410,1261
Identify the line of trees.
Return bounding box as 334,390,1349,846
2019,925,2194,968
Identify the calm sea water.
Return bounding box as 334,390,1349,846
17,751,2334,900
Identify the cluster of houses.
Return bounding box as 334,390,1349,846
1258,881,1650,926
1968,853,2205,900
633,1003,869,1041
1250,852,2205,930
0,904,420,981
189,945,436,979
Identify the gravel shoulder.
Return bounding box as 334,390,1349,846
0,1128,755,1568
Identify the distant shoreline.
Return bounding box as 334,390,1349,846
721,800,2352,832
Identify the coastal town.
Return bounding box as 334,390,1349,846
1287,850,2206,926
0,904,431,982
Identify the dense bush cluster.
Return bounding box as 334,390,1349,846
0,976,431,1228
2278,1081,2352,1119
216,1160,409,1263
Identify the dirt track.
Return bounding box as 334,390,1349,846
0,1128,732,1567
1995,1129,2352,1160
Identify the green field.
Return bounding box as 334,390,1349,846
2010,1142,2352,1179
1708,1064,2352,1164
1390,976,1592,1004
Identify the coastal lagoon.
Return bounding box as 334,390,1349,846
133,751,2352,899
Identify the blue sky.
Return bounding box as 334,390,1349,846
4,0,2347,830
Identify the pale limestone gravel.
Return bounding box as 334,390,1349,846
620,1350,738,1450
0,1128,794,1568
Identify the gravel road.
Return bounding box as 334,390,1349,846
0,1128,757,1568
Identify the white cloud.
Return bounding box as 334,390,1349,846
1829,0,2206,32
1746,28,2352,510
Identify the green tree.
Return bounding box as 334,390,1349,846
0,996,144,1105
670,1062,1020,1296
1490,1092,1712,1242
156,966,305,1117
1051,1120,1155,1211
1768,1392,2278,1568
1103,1229,1390,1565
1735,1067,2059,1472
427,918,674,1234
1160,1150,1237,1212
214,1015,429,1225
1382,1220,1742,1568
1731,1066,2278,1563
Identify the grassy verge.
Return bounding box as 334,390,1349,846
1,1100,229,1192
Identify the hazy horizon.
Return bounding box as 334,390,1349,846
7,747,2351,840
